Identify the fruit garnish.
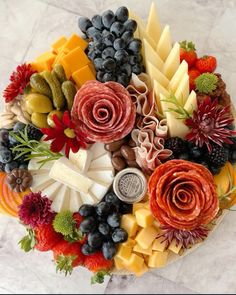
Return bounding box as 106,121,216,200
214,162,236,209
41,111,88,158
6,168,32,192
161,93,191,119
185,96,236,153
195,55,217,73
18,192,55,228
84,251,113,273
34,224,63,252
195,73,218,94
53,211,85,242
18,228,36,252
188,68,201,91
158,225,209,249
91,270,111,285
3,63,36,103
9,126,62,168
179,40,197,67
53,240,85,276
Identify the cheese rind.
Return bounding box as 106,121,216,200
49,157,94,193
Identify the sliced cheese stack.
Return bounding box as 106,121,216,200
130,2,198,138
114,201,182,275
29,143,114,212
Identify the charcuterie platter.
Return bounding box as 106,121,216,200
0,2,236,284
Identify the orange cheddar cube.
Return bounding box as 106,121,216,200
32,52,56,72
51,36,67,53
61,47,90,74
52,50,66,67
72,65,95,87
31,61,48,73
62,34,88,52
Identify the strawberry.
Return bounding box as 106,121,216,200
188,69,201,91
35,224,63,252
73,212,83,228
53,240,85,275
84,252,113,284
195,55,217,73
179,40,197,68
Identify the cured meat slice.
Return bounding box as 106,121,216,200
72,81,136,143
149,159,219,230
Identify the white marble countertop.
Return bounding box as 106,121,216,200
0,0,236,293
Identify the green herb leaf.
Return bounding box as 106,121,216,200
91,271,110,285
161,93,192,120
9,127,63,168
18,229,36,252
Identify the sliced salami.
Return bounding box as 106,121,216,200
149,159,219,230
72,81,136,143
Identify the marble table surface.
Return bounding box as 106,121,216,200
0,0,236,293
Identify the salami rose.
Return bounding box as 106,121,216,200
149,160,219,230
72,81,136,143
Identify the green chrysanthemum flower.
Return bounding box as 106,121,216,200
195,73,218,94
53,211,75,236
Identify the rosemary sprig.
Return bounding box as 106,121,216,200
161,93,192,120
9,127,63,168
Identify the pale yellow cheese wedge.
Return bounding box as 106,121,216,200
146,2,162,44
162,42,180,80
184,90,197,113
135,226,159,249
168,60,188,93
175,73,189,105
143,39,164,70
165,111,190,138
146,61,169,88
156,25,172,61
154,81,170,114
148,251,168,268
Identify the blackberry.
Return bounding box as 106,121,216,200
164,137,186,155
27,125,43,141
207,144,229,167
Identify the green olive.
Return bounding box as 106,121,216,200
25,93,53,114
47,110,63,127
31,112,50,128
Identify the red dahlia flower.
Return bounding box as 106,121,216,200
41,111,88,157
3,63,36,103
185,96,236,153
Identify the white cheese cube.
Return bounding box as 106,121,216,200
89,153,113,170
87,169,114,186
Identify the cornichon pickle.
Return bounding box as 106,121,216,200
41,70,65,110
30,73,52,98
52,64,67,84
61,81,77,111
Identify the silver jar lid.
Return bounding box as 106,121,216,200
113,168,147,204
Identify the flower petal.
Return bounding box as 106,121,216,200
50,135,66,153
